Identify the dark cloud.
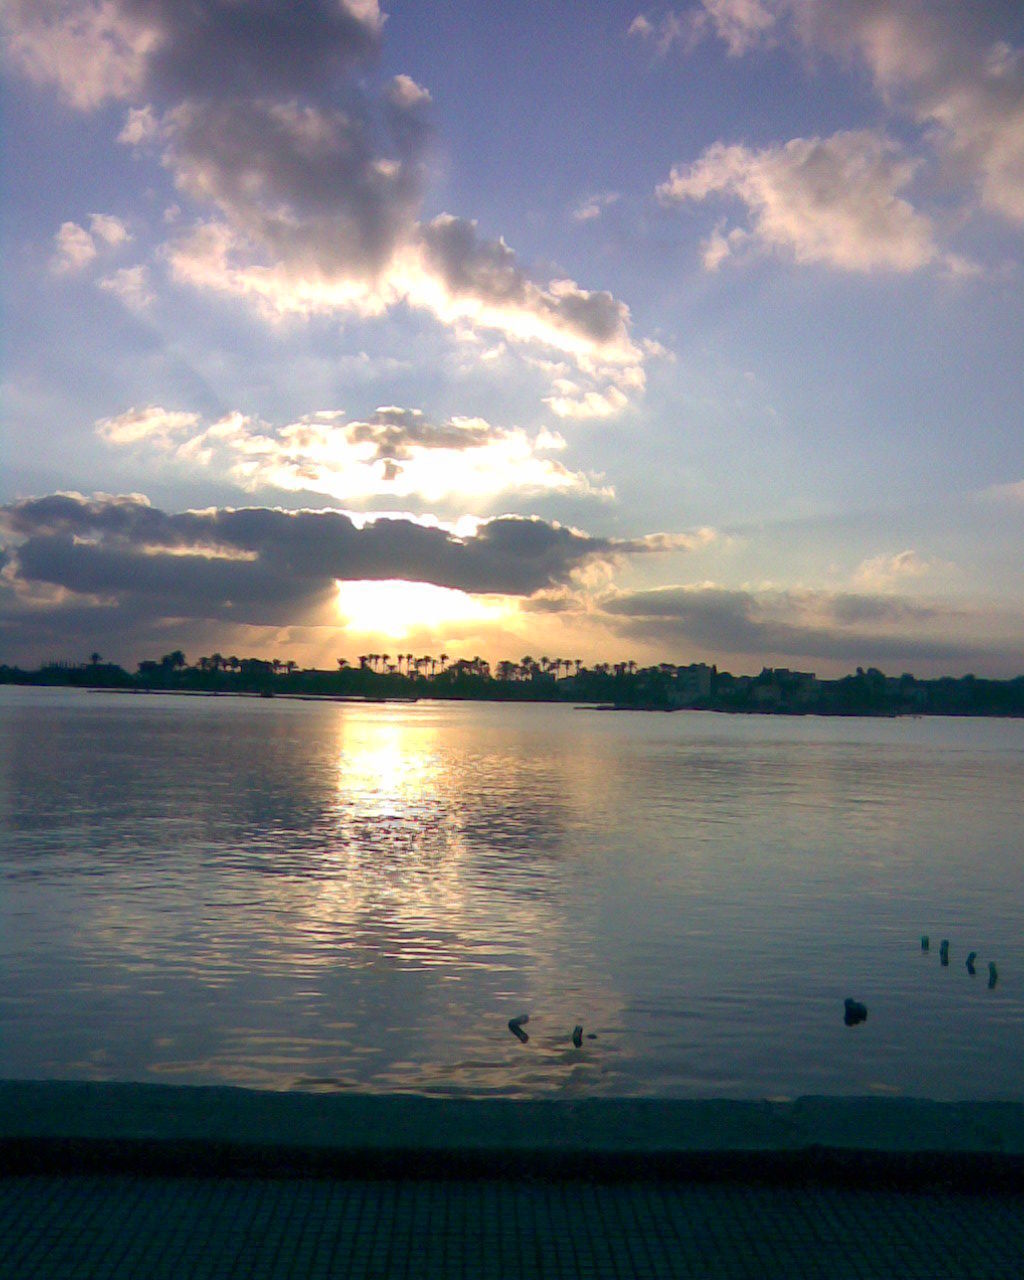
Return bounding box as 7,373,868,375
138,0,380,101
347,408,498,461
827,592,939,625
602,584,984,664
6,2,641,376
417,215,634,352
0,493,671,660
4,0,382,108
163,95,426,276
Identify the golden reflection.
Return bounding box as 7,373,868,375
47,700,630,1094
301,706,474,962
335,711,443,813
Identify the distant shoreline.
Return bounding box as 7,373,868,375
2,674,1022,718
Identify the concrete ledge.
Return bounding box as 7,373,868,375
3,1080,1023,1188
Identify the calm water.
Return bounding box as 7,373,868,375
1,686,1022,1100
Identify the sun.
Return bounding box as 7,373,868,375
335,578,512,640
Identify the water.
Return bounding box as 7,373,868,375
1,685,1022,1099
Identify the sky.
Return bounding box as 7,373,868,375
2,0,1023,677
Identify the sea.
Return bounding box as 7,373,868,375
1,685,1022,1100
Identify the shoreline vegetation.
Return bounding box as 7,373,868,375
2,650,1023,717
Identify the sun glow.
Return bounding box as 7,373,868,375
335,578,513,640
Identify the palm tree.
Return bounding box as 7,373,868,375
89,652,101,666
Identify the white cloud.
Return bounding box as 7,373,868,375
572,191,621,222
97,405,199,445
628,15,655,39
630,1,774,57
543,385,629,420
51,220,98,273
118,104,161,147
629,10,703,57
88,211,129,247
98,403,613,504
387,74,431,109
3,0,157,110
805,5,1024,220
678,0,1024,228
982,478,1024,504
852,548,931,590
701,0,777,56
51,211,130,274
659,130,952,272
98,264,155,310
164,210,642,407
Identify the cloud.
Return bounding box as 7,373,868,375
543,385,629,420
600,581,986,665
51,221,98,274
631,1,776,57
97,404,611,504
572,191,621,222
98,263,155,309
7,2,646,402
411,215,640,365
97,404,199,445
2,0,383,110
701,0,777,55
89,211,130,246
783,1,1024,226
658,130,952,272
0,493,684,661
162,172,642,379
982,478,1024,504
159,94,426,282
852,548,931,590
50,212,130,274
657,1,1024,229
629,10,704,57
388,73,432,110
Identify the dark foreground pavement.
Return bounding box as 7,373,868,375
2,1082,1023,1278
4,1171,1024,1279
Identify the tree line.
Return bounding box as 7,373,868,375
2,651,1023,717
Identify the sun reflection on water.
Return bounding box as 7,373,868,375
7,693,1021,1098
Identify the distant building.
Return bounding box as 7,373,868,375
673,662,712,704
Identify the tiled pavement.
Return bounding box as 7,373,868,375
3,1173,1023,1279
